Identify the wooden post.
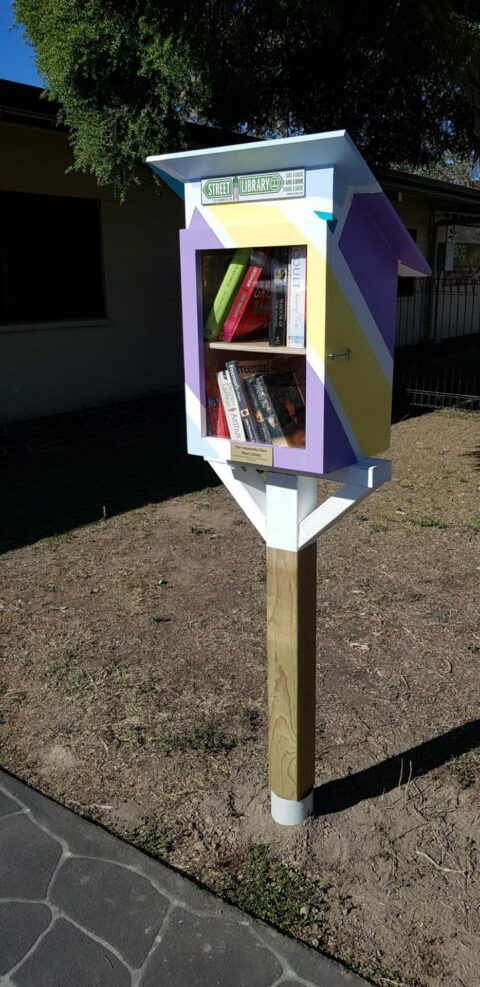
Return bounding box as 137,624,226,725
267,542,317,823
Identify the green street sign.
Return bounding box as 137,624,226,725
202,178,234,200
201,169,305,205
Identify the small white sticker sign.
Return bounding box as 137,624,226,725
201,170,305,205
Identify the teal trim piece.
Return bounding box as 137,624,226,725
149,164,185,199
314,209,337,233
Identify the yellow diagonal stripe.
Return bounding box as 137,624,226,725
325,269,391,455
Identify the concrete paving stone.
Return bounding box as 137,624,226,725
50,856,169,967
0,772,224,917
140,908,283,987
0,790,19,818
12,917,131,987
258,923,366,986
0,814,62,899
0,903,51,976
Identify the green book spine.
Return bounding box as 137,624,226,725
204,248,250,341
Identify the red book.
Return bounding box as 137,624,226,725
219,251,269,342
205,370,229,437
233,274,271,339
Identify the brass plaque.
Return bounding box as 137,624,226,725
230,442,273,467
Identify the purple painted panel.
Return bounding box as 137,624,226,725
323,388,358,473
339,195,398,356
179,226,224,405
188,207,211,231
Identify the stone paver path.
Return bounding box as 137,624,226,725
0,771,367,986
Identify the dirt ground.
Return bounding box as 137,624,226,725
1,408,479,986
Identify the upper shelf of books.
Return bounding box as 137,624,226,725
201,246,307,351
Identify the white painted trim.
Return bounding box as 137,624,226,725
206,458,391,551
327,457,392,489
271,790,314,825
265,471,317,551
208,460,267,540
298,483,370,550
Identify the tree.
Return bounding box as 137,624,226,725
14,0,480,197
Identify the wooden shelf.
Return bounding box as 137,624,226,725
205,340,306,355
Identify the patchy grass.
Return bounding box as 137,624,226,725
163,717,237,756
123,816,177,857
405,514,447,529
224,845,324,939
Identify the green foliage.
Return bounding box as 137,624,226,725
14,0,480,197
123,816,176,856
224,844,321,933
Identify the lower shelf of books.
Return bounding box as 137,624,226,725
204,345,306,450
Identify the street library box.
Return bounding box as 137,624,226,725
147,131,430,477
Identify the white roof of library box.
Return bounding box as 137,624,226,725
147,130,376,188
147,131,431,278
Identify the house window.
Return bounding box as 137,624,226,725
0,190,105,324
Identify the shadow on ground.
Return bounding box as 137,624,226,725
314,718,480,816
1,396,219,554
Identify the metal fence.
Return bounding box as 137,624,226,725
394,278,480,411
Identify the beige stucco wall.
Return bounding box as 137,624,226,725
0,120,185,422
390,195,431,260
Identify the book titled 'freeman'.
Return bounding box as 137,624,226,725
226,358,274,443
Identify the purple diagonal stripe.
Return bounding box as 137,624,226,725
323,387,357,473
180,224,224,403
339,194,398,356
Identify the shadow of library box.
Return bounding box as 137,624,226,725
148,132,430,477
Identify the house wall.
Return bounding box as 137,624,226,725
0,121,185,422
390,194,432,347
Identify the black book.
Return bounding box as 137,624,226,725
269,248,289,346
254,371,306,447
244,376,272,443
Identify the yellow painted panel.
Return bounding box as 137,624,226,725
325,269,391,455
211,203,296,229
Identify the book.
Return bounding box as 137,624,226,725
204,248,250,341
254,371,306,447
225,358,273,442
286,246,307,348
205,369,229,437
244,376,273,444
269,248,289,346
217,370,245,440
230,271,271,340
219,250,269,342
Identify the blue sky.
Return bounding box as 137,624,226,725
0,2,43,87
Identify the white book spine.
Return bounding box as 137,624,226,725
286,246,307,348
217,370,245,440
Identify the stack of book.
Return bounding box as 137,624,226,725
203,246,307,348
206,358,306,448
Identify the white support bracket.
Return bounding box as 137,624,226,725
206,456,391,551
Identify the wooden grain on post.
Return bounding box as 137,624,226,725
267,543,317,801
